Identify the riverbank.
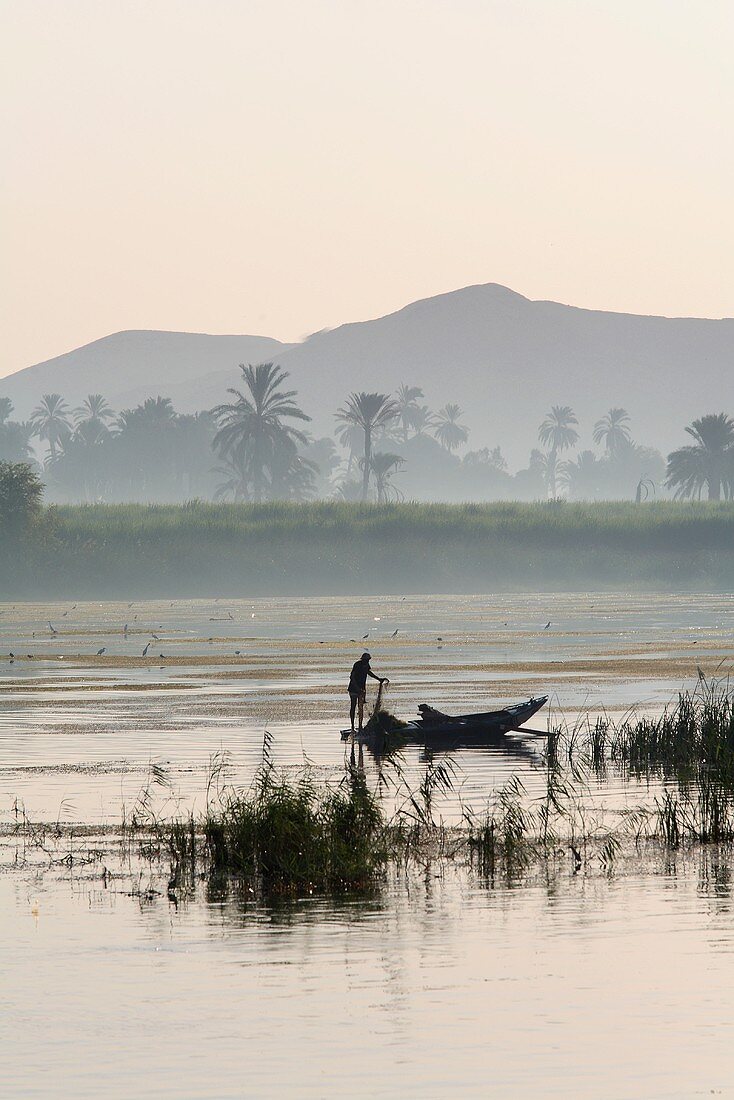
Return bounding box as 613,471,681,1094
3,500,734,597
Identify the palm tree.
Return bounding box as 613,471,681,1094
30,393,72,462
408,404,435,437
268,443,318,501
395,385,424,442
50,422,109,502
593,408,631,455
666,413,734,501
558,450,601,500
0,398,13,425
362,451,405,504
335,392,399,501
213,451,251,502
334,420,363,473
130,395,176,427
538,405,579,454
538,405,579,496
74,394,116,434
433,404,469,452
213,363,310,502
533,448,563,498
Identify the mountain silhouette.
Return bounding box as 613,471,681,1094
3,283,732,462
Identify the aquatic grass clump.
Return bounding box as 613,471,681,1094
653,776,734,847
203,763,387,892
611,677,734,776
466,776,535,879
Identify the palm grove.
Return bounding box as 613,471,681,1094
1,368,734,505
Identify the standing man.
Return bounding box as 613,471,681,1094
348,651,388,733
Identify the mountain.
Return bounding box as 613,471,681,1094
0,330,291,419
2,284,733,464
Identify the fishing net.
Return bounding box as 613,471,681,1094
363,680,407,734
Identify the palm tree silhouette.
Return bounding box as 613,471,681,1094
538,406,579,495
334,420,364,474
214,450,251,502
335,392,399,501
539,406,579,453
30,393,72,462
666,413,734,501
559,450,600,500
395,385,425,442
137,396,176,425
433,404,469,452
408,405,435,437
74,394,116,434
362,451,405,504
533,448,562,499
593,408,631,455
213,364,310,503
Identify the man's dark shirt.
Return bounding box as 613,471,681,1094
349,659,372,694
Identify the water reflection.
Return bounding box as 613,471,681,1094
4,847,734,1098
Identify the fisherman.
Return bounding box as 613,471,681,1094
348,652,388,732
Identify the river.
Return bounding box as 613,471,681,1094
2,593,734,1097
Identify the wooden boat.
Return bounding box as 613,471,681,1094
340,695,548,744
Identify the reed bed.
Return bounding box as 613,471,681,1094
549,675,734,776
203,765,385,891
4,500,734,595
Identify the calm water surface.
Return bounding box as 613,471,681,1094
2,593,734,1097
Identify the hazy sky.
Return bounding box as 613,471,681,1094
2,0,733,377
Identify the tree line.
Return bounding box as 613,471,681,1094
1,368,733,505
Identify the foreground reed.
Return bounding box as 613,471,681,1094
203,763,385,891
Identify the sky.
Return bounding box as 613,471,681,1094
2,0,733,378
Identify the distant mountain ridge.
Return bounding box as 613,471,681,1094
1,330,292,420
3,284,733,463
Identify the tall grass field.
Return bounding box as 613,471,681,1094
3,500,734,597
